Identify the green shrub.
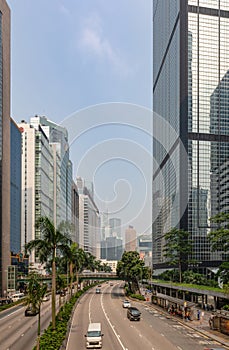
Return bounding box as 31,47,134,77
222,304,229,311
130,293,145,301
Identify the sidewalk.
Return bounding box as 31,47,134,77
142,300,229,349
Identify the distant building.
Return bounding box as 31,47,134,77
100,212,110,241
137,234,152,267
72,180,79,243
109,218,122,238
10,119,22,254
125,226,137,252
100,236,123,261
77,178,100,257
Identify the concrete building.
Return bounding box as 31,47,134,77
30,115,72,228
77,178,100,257
0,0,11,297
153,1,229,274
18,121,54,268
125,225,137,252
10,119,21,254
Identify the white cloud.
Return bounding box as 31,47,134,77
78,14,132,76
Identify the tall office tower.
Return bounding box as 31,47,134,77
78,180,100,257
100,236,123,261
30,116,72,228
125,225,137,252
18,121,54,268
10,119,21,254
153,1,229,275
72,180,79,243
109,218,122,238
0,0,10,297
100,211,109,240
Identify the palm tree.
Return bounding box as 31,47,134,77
65,242,78,297
24,271,47,350
75,247,87,291
25,217,72,330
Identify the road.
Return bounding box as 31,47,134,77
0,295,66,350
66,282,227,350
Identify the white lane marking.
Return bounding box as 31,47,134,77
88,294,94,323
177,347,183,350
101,293,127,350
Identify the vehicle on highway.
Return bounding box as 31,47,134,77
110,283,113,286
42,294,50,301
10,292,25,302
85,322,104,348
127,307,141,321
122,299,131,308
96,288,101,294
24,306,39,316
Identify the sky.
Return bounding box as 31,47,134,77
8,0,153,235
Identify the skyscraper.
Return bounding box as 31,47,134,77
109,218,122,238
10,119,21,254
19,121,54,268
0,0,10,297
153,1,229,274
77,178,100,257
125,225,137,252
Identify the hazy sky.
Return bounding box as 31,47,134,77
8,0,153,234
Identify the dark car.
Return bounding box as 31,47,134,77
127,307,141,321
25,306,39,317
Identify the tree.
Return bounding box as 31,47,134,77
101,262,112,273
24,271,47,350
209,212,229,253
216,262,229,285
116,251,149,294
25,217,72,330
163,228,192,283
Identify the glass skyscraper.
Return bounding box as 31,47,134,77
0,0,10,297
153,1,229,274
10,120,21,254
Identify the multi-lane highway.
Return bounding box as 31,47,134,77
0,295,65,350
0,283,226,350
66,282,226,350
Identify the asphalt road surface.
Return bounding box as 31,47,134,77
66,282,226,350
0,295,65,350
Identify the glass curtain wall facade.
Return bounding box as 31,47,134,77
0,0,10,297
10,120,21,254
153,0,229,273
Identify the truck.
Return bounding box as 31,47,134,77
85,322,103,348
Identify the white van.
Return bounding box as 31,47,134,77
85,322,103,348
10,292,25,302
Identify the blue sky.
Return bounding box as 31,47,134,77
8,0,153,234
